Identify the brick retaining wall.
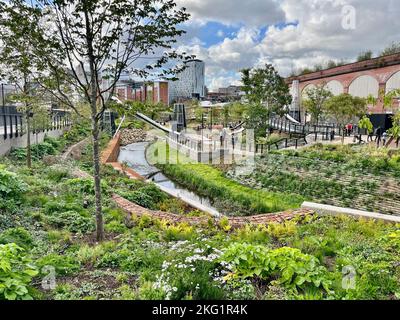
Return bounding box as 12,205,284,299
112,194,312,228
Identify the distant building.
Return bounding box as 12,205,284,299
169,59,205,103
115,80,169,106
218,85,243,97
206,85,244,102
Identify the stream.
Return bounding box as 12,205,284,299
118,142,220,216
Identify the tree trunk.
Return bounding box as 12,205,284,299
91,114,104,242
26,111,32,168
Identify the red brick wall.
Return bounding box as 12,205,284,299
290,64,400,113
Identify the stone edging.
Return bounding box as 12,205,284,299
112,194,312,228
302,201,400,223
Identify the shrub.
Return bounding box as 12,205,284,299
222,243,331,293
36,253,80,276
0,166,28,200
120,191,155,209
0,243,38,300
0,228,34,249
162,223,196,241
44,210,95,234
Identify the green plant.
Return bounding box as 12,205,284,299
0,243,38,300
44,210,95,234
222,243,331,293
36,253,80,276
0,165,28,200
0,228,33,249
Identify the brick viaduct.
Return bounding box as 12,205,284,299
286,53,400,123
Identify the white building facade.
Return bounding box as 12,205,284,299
169,59,205,103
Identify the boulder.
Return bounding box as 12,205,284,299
120,129,147,146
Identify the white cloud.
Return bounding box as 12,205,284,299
176,0,285,27
174,0,400,90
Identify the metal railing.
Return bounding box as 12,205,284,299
0,106,72,140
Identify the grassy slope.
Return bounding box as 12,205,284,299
147,140,304,215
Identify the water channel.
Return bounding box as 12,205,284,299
118,142,220,216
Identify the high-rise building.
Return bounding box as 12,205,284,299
169,59,205,103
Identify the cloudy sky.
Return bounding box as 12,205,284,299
172,0,400,91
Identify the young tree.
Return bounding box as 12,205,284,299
324,94,367,143
380,42,400,56
241,64,292,138
6,0,191,241
302,83,333,125
358,116,373,135
357,50,373,62
388,112,400,148
0,1,50,168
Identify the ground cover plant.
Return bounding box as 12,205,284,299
1,131,400,301
227,143,400,215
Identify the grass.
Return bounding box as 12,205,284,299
147,140,304,216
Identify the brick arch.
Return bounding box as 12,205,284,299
348,74,380,98
385,70,400,94
301,83,317,99
325,80,344,96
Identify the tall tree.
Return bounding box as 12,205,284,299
0,1,49,168
302,83,333,125
241,64,292,138
5,0,191,241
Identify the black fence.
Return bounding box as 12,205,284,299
268,118,368,141
0,106,72,140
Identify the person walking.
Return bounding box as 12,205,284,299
231,132,235,150
220,129,225,147
382,131,388,147
375,126,382,146
367,129,374,143
330,129,335,141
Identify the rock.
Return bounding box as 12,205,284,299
120,129,147,146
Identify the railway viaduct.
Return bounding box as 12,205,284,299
286,53,400,129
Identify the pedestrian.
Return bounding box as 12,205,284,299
367,129,374,142
330,129,335,141
382,131,388,147
396,136,400,148
220,130,224,147
231,133,235,150
375,127,382,146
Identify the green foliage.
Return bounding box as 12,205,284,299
324,94,367,127
0,228,33,249
0,165,28,200
358,116,374,134
222,243,331,293
11,141,57,162
380,41,400,56
241,63,292,138
0,243,38,300
44,210,95,234
36,253,80,276
302,83,333,124
357,50,373,62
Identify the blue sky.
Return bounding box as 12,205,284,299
173,0,400,91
